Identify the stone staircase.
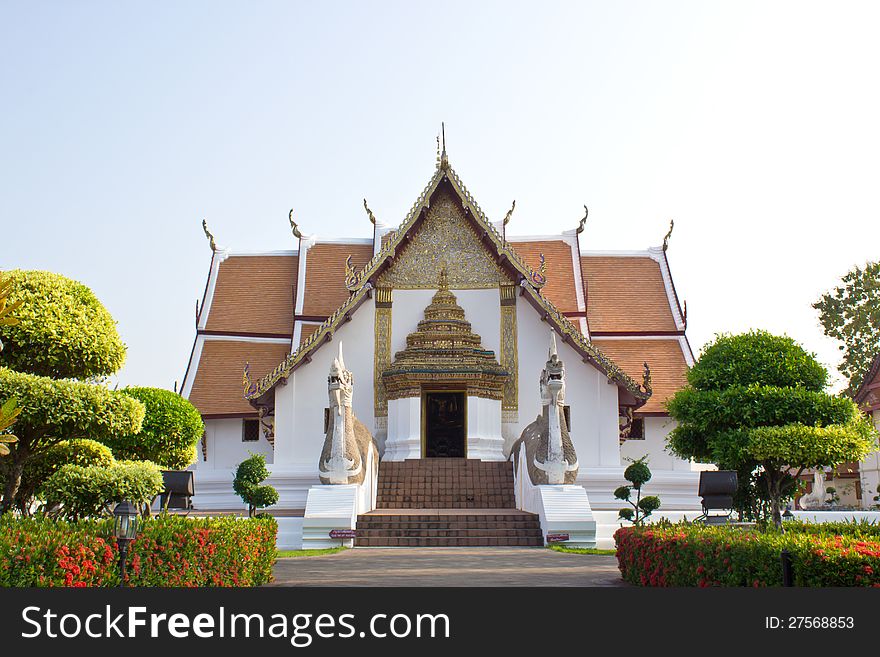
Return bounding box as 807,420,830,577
355,459,543,547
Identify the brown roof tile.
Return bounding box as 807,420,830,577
189,340,291,416
591,338,688,415
301,243,374,317
509,240,579,313
581,256,677,333
205,255,298,335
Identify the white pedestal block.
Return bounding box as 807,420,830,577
466,396,505,461
383,397,422,461
301,484,359,549
536,485,597,548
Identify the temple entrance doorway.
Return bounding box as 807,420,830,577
423,392,466,458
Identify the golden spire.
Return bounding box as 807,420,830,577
438,122,449,170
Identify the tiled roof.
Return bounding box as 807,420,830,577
189,340,291,416
205,255,297,335
853,353,880,411
581,256,678,333
509,239,579,313
591,338,689,415
301,243,374,317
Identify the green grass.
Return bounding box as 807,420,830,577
548,544,616,556
276,547,348,558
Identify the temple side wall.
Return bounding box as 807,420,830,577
859,410,880,508
273,302,376,468
195,418,274,470
620,417,694,472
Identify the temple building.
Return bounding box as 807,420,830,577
180,143,702,548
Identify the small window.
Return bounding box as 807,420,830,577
242,419,260,442
628,418,645,440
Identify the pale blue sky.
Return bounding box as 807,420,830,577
2,1,879,391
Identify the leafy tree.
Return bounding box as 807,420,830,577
101,387,203,470
814,262,880,392
233,454,279,517
0,398,20,457
0,270,126,380
667,331,877,527
42,460,164,521
0,270,144,513
10,439,114,512
614,456,661,525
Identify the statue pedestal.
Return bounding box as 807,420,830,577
301,484,359,549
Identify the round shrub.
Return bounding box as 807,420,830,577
624,459,651,488
42,460,164,520
101,387,203,470
233,453,278,517
14,439,114,508
688,330,827,392
0,270,127,379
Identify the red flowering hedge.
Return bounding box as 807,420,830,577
615,522,880,587
0,514,277,587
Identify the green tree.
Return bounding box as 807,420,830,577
667,331,877,527
233,454,279,517
0,270,126,380
0,398,20,458
0,368,144,511
101,387,203,470
814,262,880,393
614,456,661,525
0,271,143,513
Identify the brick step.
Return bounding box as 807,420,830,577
355,536,545,547
356,528,543,538
357,513,534,522
357,523,540,532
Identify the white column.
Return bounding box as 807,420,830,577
466,396,505,461
383,397,422,460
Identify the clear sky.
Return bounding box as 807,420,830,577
2,1,878,392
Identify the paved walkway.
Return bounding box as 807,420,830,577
269,547,625,587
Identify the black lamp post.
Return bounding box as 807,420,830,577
113,500,139,587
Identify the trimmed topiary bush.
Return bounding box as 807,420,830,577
0,514,277,587
615,456,661,525
42,460,164,520
0,270,126,380
233,453,279,517
12,438,114,510
102,386,203,470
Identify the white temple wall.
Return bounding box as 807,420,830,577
513,295,621,468
620,416,693,472
198,418,274,470
273,302,376,468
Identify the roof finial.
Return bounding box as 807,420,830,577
662,218,674,252
289,208,303,239
642,361,653,394
363,198,376,225
501,200,515,242
439,122,449,171
202,219,216,252
576,205,589,234
344,254,359,292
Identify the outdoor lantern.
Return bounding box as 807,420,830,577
782,506,794,521
113,500,140,586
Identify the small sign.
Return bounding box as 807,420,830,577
329,529,357,539
546,533,569,543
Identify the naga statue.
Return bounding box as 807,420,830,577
318,342,378,485
511,331,579,485
798,469,828,510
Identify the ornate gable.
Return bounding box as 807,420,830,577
378,186,510,290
